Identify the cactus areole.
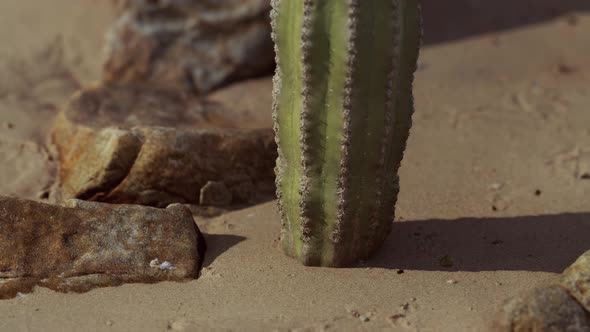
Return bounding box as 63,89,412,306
271,0,422,267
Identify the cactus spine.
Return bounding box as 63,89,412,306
271,0,421,267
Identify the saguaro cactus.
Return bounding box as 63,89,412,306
271,0,421,267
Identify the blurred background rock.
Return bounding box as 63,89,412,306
103,0,589,94
104,0,274,94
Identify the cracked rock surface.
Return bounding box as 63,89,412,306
52,82,277,208
0,196,206,299
104,0,274,94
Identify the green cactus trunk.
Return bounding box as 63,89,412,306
271,0,421,267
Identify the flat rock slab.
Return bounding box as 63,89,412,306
494,249,590,331
0,197,206,299
52,83,277,208
104,0,274,94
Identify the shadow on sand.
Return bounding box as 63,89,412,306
202,233,246,267
366,212,590,273
421,0,589,45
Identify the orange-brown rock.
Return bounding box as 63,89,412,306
0,197,206,299
52,82,276,208
104,0,274,94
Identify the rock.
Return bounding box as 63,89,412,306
199,181,232,207
0,196,206,299
0,138,54,200
559,249,590,313
439,255,454,268
493,250,590,331
207,76,273,129
492,285,590,332
104,0,274,94
52,83,277,208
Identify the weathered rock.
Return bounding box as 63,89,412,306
0,138,54,201
206,76,273,129
52,83,277,208
199,181,232,207
493,285,590,332
104,0,274,94
493,250,590,331
559,250,590,313
0,196,206,299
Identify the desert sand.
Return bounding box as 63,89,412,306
0,0,589,331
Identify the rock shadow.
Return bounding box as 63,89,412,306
202,233,246,267
421,0,589,45
365,212,590,273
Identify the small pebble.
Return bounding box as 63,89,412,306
106,320,114,326
489,183,503,190
567,14,579,26
348,309,360,318
3,122,14,130
359,315,370,323
557,64,576,75
159,261,176,270
389,314,408,326
496,281,503,286
446,279,458,284
149,258,160,268
439,255,454,268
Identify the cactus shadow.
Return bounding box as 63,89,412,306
201,233,246,267
421,0,589,45
366,212,590,272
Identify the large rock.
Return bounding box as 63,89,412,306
493,285,590,332
52,82,277,208
0,197,206,299
559,250,590,313
104,0,274,94
493,249,590,331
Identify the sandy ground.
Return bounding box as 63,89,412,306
0,1,589,331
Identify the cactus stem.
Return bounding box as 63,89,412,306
272,0,421,267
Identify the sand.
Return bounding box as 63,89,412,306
0,1,589,331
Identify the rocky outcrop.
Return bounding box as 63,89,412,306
52,82,277,208
104,0,274,94
0,196,206,299
493,250,590,331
